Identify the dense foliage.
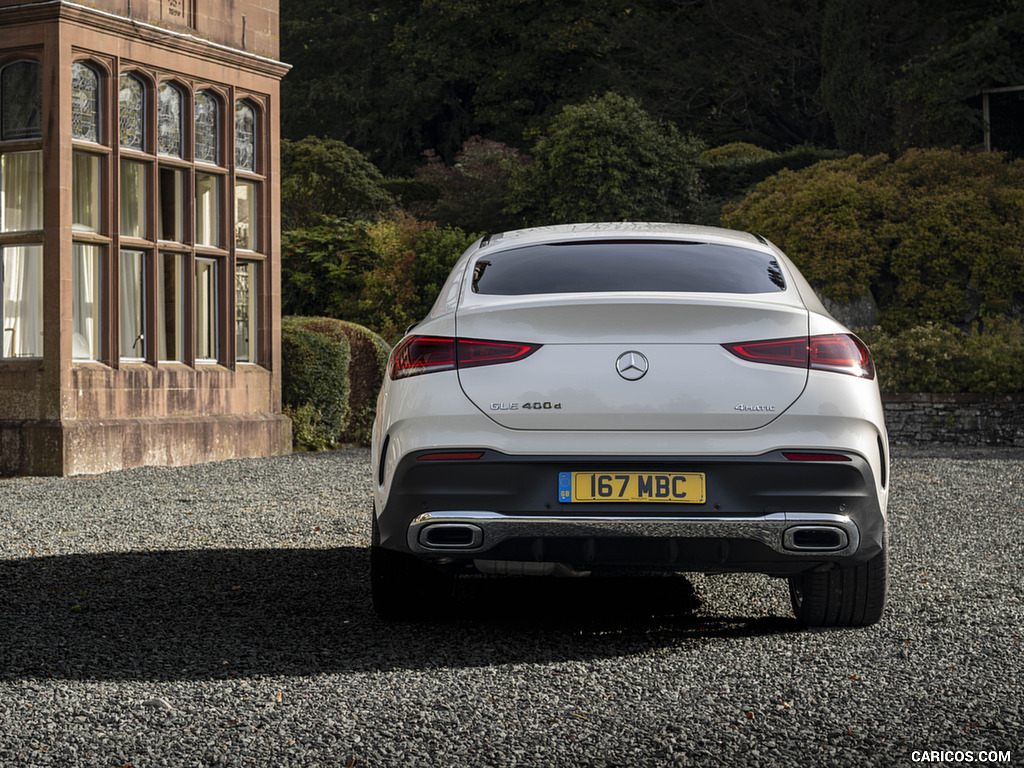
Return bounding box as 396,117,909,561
282,215,478,344
505,93,704,226
281,317,351,451
864,320,1024,395
277,3,1024,400
281,137,396,230
281,317,390,449
281,0,1008,173
413,136,528,233
721,149,1024,331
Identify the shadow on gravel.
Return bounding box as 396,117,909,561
0,547,800,681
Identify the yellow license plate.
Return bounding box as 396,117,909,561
559,472,705,503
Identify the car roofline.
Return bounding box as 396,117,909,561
478,222,766,254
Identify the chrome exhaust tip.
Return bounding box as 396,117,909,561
784,525,849,552
418,523,483,549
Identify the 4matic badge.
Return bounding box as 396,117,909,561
734,403,777,412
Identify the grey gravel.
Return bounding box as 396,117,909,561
1,446,1021,767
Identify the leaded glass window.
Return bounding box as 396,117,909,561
235,261,257,363
119,74,145,150
234,101,255,171
1,61,42,141
157,83,182,157
71,63,100,143
235,180,256,250
195,91,218,164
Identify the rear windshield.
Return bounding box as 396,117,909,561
471,241,786,295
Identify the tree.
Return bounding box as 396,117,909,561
893,8,1024,151
281,136,396,229
505,93,705,226
414,137,528,233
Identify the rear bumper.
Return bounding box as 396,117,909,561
376,449,886,576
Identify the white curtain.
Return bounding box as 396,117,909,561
195,174,219,247
72,152,99,233
72,244,100,360
3,245,43,358
120,250,144,359
120,160,146,238
1,151,43,232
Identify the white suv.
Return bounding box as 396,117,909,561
371,223,889,626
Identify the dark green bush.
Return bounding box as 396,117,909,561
329,320,390,446
863,320,1024,394
722,149,1024,330
701,144,846,202
413,136,528,234
282,218,374,319
281,316,391,449
283,214,477,344
281,317,352,451
281,136,395,229
505,92,705,226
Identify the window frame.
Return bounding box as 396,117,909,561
235,259,258,364
119,248,147,362
0,57,44,361
83,71,270,369
194,256,219,363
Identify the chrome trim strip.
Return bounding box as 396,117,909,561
408,510,860,558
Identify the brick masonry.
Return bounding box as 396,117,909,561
883,394,1024,447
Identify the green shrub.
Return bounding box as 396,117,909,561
329,320,390,446
281,214,477,343
698,144,846,225
505,92,705,226
282,218,374,319
281,136,395,229
722,149,1024,330
702,144,846,202
281,317,352,451
281,317,391,449
354,213,477,343
862,320,1024,394
414,136,528,233
700,142,778,166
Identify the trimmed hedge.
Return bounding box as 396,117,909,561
281,316,390,450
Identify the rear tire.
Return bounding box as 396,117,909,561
789,540,888,627
370,515,454,620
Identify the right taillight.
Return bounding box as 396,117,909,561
809,334,874,379
388,335,541,380
723,334,874,379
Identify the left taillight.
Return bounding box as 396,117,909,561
388,336,541,380
722,334,874,379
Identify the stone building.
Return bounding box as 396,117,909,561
0,0,291,475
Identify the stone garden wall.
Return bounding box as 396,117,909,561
883,394,1024,447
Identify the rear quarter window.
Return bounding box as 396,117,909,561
471,241,786,295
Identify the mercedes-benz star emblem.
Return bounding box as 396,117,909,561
615,350,649,381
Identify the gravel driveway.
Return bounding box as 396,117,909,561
0,446,1021,767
